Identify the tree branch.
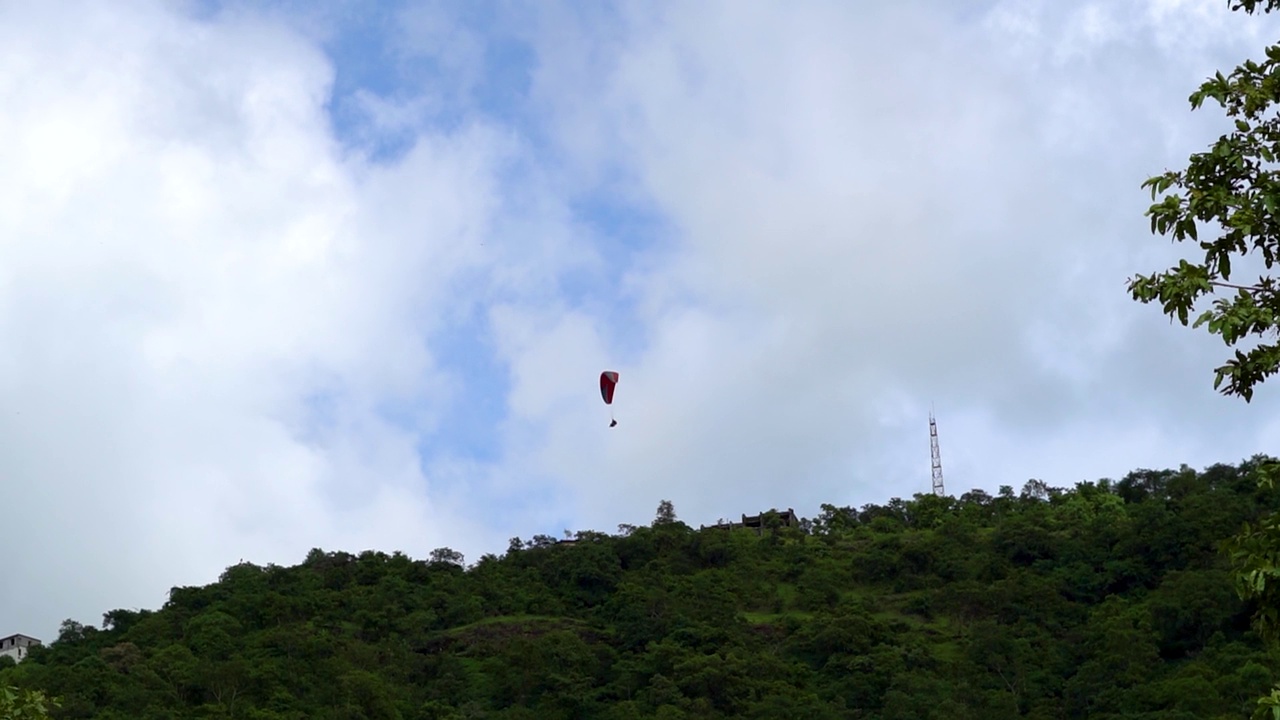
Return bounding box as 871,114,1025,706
1211,280,1265,292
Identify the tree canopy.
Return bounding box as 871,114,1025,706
2,458,1278,718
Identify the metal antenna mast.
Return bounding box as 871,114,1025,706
929,409,945,497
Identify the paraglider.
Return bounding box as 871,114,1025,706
600,371,619,427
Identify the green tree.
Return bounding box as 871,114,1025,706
1224,460,1280,719
429,547,465,567
0,685,57,720
1128,0,1280,401
2,465,1275,719
1128,3,1280,714
654,500,677,526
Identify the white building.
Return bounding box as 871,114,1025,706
0,634,40,663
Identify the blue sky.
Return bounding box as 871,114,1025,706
303,1,678,501
2,0,1280,642
233,0,667,482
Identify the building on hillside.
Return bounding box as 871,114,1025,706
700,508,799,534
0,634,40,663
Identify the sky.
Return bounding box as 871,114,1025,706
1,0,1278,642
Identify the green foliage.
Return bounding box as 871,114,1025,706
1235,1,1280,13
653,500,677,526
1131,8,1280,718
0,460,1277,718
1128,2,1280,401
0,685,57,720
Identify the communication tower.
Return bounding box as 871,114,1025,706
929,410,945,497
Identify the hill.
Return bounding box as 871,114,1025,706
3,458,1279,719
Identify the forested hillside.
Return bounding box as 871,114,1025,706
5,458,1280,719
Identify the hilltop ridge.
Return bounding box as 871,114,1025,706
2,458,1277,719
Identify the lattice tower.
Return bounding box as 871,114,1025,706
929,410,945,497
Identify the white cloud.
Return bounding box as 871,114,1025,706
7,0,1280,643
0,1,518,640
490,0,1280,533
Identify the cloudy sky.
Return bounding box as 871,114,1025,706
1,0,1277,640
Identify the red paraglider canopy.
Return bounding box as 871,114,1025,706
600,371,619,405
